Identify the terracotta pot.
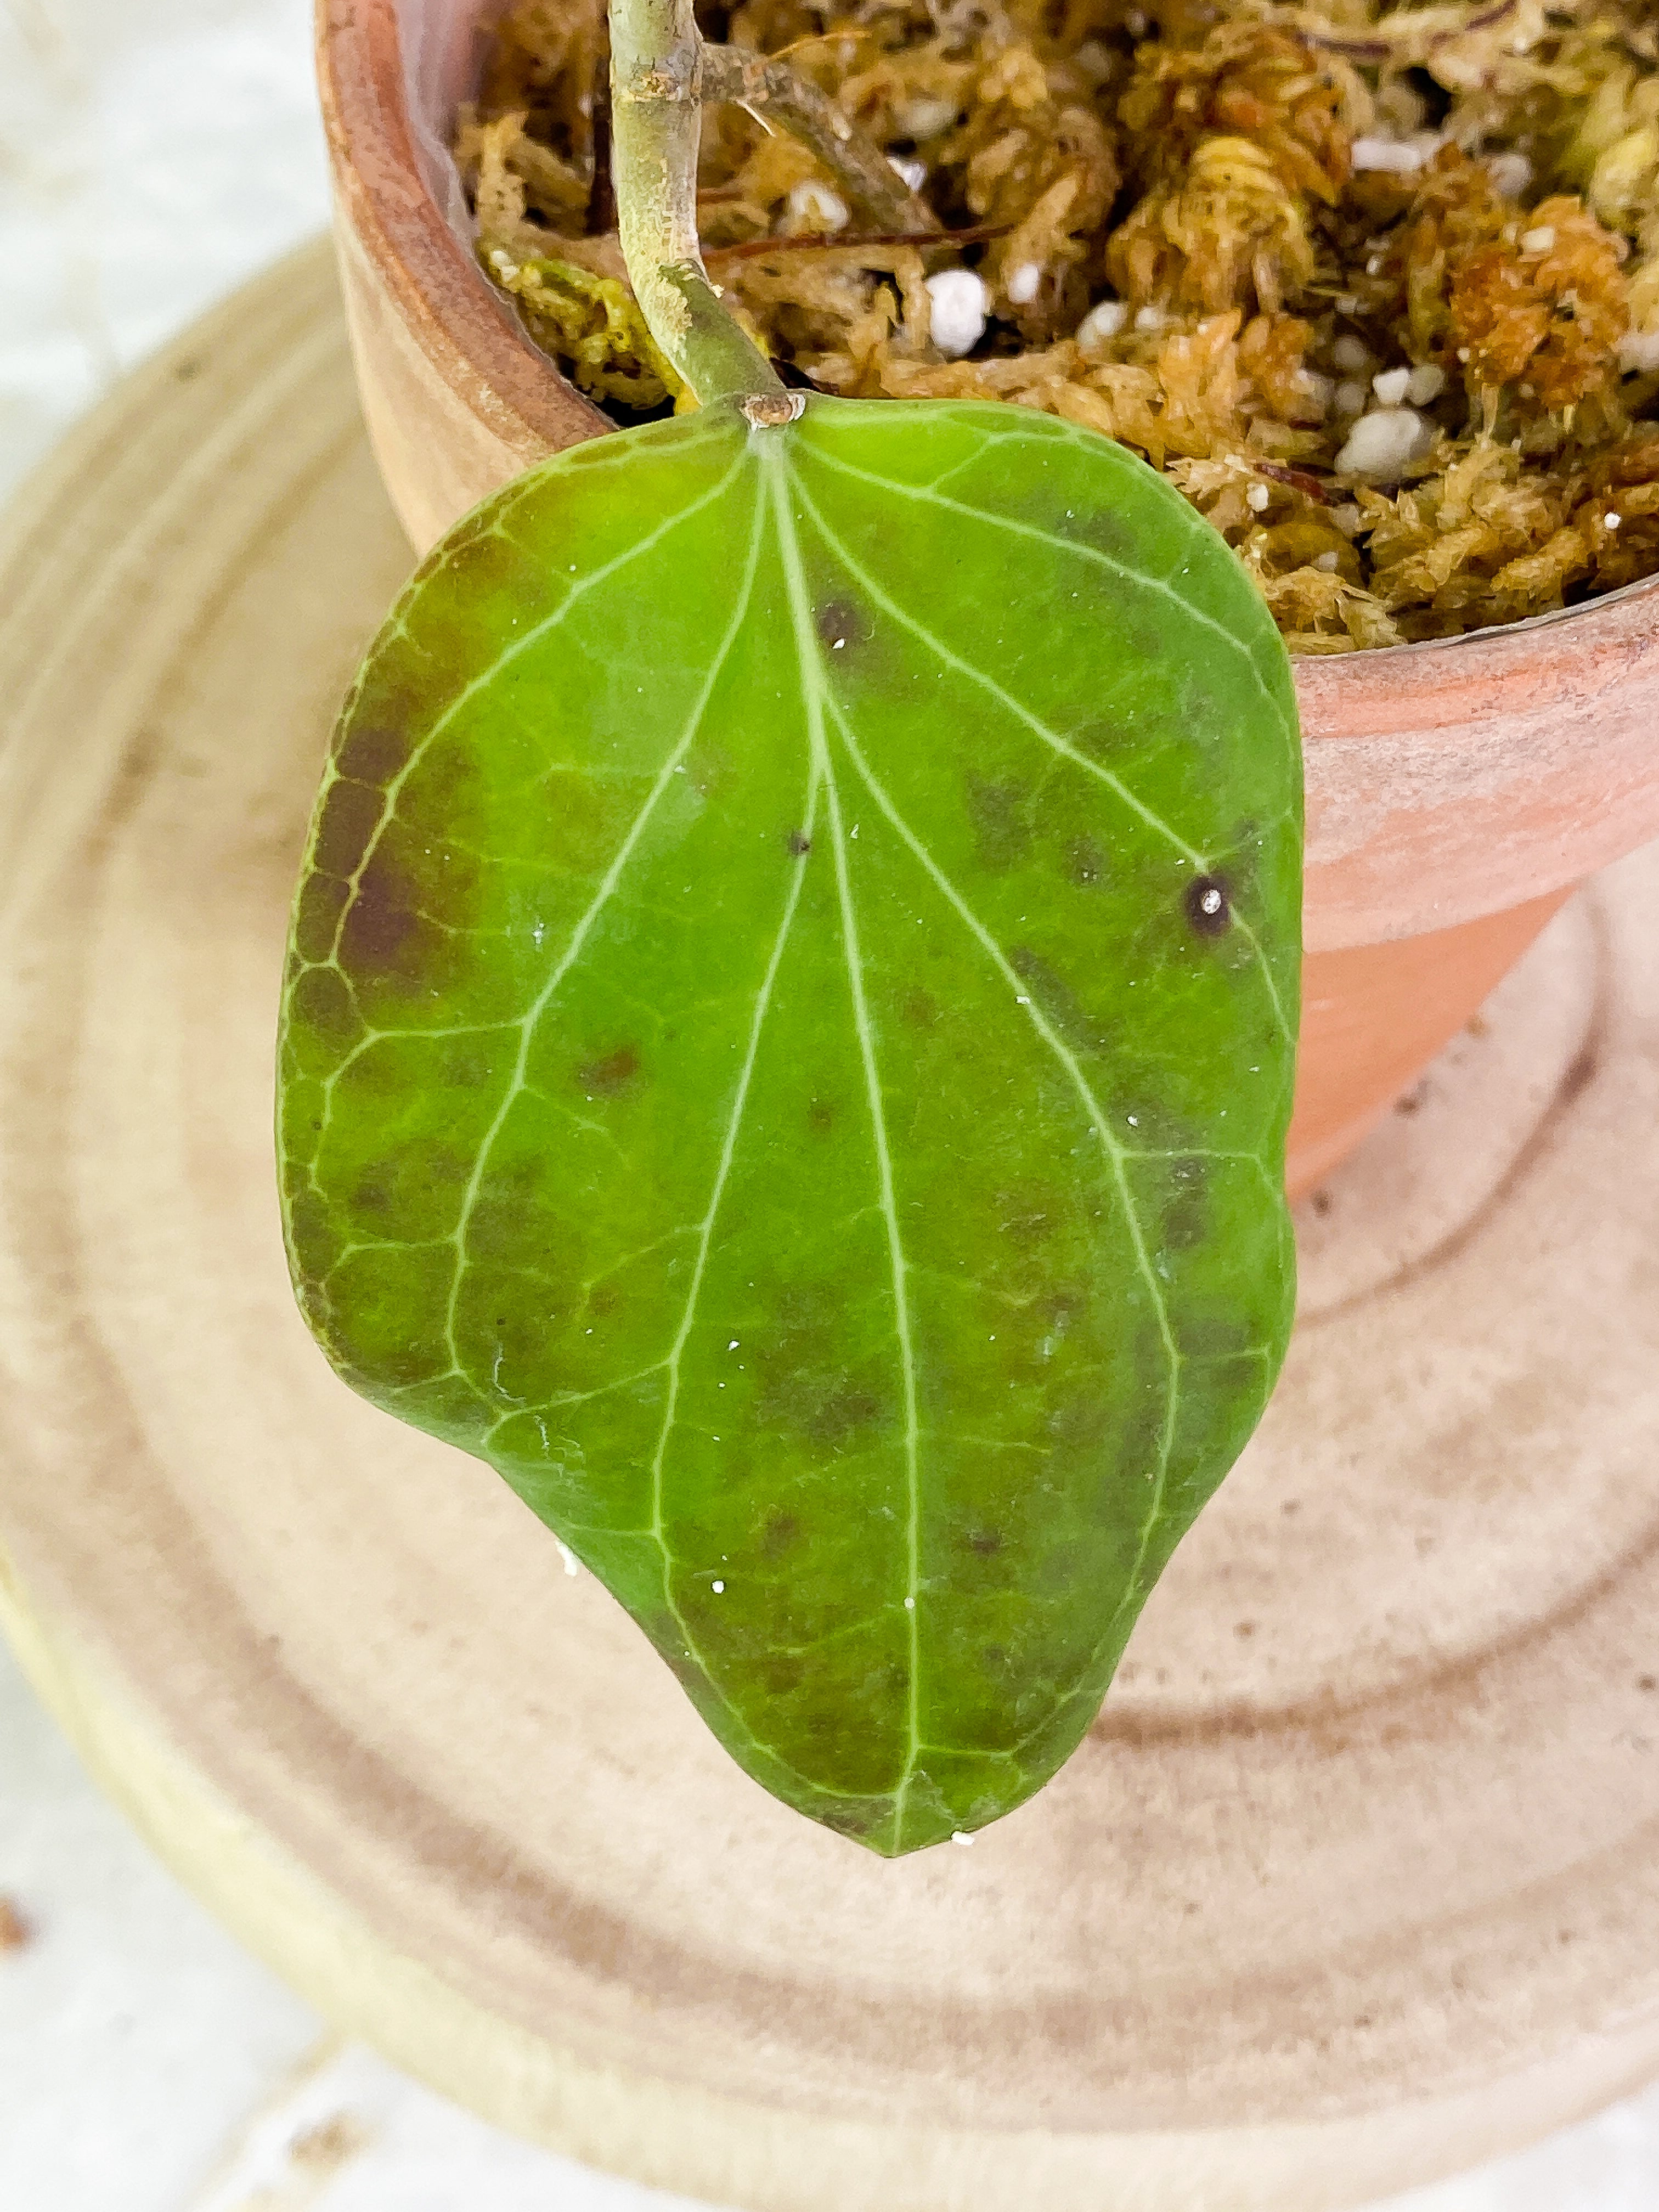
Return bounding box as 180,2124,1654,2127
316,0,1659,1198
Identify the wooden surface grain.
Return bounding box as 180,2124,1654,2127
5,242,1659,2211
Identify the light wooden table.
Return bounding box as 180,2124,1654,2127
4,7,1659,2211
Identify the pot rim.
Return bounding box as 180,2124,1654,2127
318,0,610,457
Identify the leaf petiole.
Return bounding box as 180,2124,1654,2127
608,0,782,404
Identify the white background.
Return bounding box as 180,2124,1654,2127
3,3,1659,2205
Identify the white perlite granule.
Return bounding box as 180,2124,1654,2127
1076,298,1128,349
1351,133,1438,174
926,268,988,357
787,180,848,232
900,95,958,139
1336,406,1433,481
1407,362,1447,405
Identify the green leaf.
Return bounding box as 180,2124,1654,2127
277,394,1301,1855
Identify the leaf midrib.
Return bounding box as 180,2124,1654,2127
765,440,928,1843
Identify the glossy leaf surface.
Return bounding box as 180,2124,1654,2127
277,396,1301,1854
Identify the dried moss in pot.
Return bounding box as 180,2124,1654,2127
456,0,1659,649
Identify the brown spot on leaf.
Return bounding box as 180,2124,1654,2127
1184,873,1232,936
1049,499,1135,561
966,1529,1003,1556
753,1286,893,1444
787,830,812,856
1067,835,1107,888
759,1510,801,1559
1182,1309,1260,1358
336,722,409,788
312,777,385,881
815,599,870,651
807,1097,835,1132
1009,945,1114,1054
579,1044,640,1093
0,1898,29,1953
966,776,1031,872
901,988,939,1028
341,851,420,977
1163,1154,1210,1250
292,870,351,964
819,1804,881,1838
809,1383,881,1443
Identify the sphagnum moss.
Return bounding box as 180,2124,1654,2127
456,0,1659,651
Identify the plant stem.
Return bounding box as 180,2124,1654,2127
608,0,782,404
699,47,935,236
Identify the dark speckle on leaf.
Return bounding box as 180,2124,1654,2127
313,777,384,881
579,1044,640,1093
1185,874,1232,935
966,777,1032,872
340,853,419,975
808,1384,881,1444
759,1510,801,1559
1051,501,1136,561
1163,1154,1210,1249
967,1529,1004,1556
1009,945,1113,1054
788,830,812,856
336,723,409,788
815,600,870,652
820,1806,878,1838
1066,835,1107,888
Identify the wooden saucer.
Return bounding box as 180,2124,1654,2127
4,242,1659,2212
